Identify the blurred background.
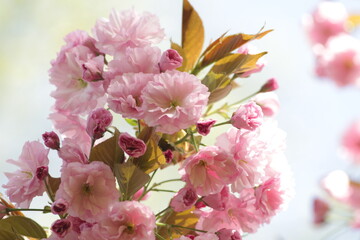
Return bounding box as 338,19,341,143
1,0,360,239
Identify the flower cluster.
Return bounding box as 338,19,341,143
1,2,293,240
304,1,360,87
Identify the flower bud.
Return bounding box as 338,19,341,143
36,166,49,180
231,101,263,131
118,133,147,158
82,55,104,82
51,198,69,215
86,108,113,140
196,119,216,136
163,149,173,163
313,198,329,225
132,187,151,201
170,186,198,212
253,92,280,117
159,49,183,72
260,78,279,92
42,131,60,150
51,219,72,238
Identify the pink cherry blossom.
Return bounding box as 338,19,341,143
313,198,329,225
231,101,263,131
315,34,360,87
180,146,239,196
118,133,147,158
93,9,165,55
58,138,89,166
2,141,49,208
196,192,261,234
49,110,91,152
303,1,348,46
50,34,106,114
159,49,183,72
55,161,119,221
202,186,230,211
252,92,280,117
170,186,198,212
86,108,113,140
254,177,286,220
216,127,267,191
79,201,156,240
342,120,360,164
141,70,209,134
106,46,161,80
217,228,242,240
107,73,154,119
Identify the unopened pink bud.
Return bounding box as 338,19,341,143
51,219,72,238
82,55,104,82
42,131,60,150
231,101,263,131
159,49,183,72
51,198,69,215
132,187,151,201
196,119,216,136
260,78,279,92
313,198,329,225
86,108,113,140
36,166,48,180
118,133,147,158
163,149,173,163
195,200,206,209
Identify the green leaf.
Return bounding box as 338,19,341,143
157,207,199,239
182,0,204,71
114,161,150,200
208,83,233,104
200,29,272,68
48,175,61,199
133,136,167,174
0,216,47,238
0,229,24,240
125,118,138,127
89,128,125,169
202,52,267,94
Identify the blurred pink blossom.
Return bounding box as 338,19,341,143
342,120,360,164
315,34,360,87
303,1,348,46
313,198,329,225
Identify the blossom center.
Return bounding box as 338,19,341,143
125,223,135,234
77,78,88,88
82,183,92,195
21,171,33,179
